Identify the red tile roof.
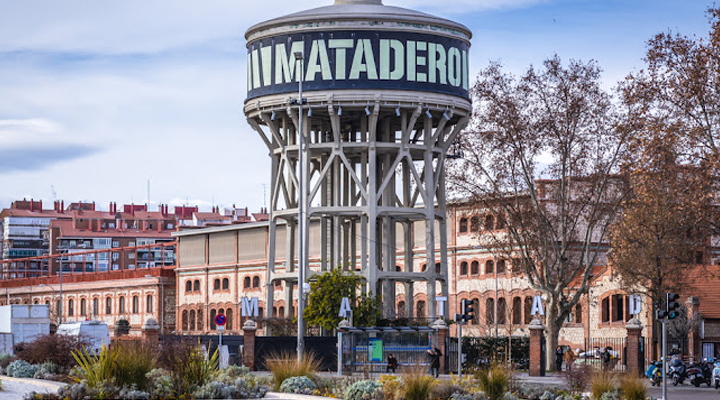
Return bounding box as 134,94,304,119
684,265,720,319
52,219,173,239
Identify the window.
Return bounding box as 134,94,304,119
244,277,251,288
93,298,99,316
471,261,479,275
498,298,507,324
222,278,229,290
574,304,583,324
112,252,119,260
435,263,441,274
147,295,153,313
210,309,217,330
497,260,506,274
472,298,480,325
484,214,495,231
416,301,426,318
182,310,188,331
279,306,284,317
132,295,139,314
273,307,278,317
459,218,468,233
274,280,282,287
696,251,704,264
193,280,200,292
80,298,87,316
197,310,203,330
69,299,74,316
106,297,112,315
460,261,468,275
189,310,196,331
112,241,119,248
496,214,506,229
524,297,533,324
252,276,260,288
612,294,625,322
214,279,221,291
397,301,405,316
601,297,610,323
119,296,125,314
512,297,522,325
186,281,192,293
129,253,135,259
226,309,233,330
420,264,427,272
486,298,495,324
485,260,494,274
470,216,479,231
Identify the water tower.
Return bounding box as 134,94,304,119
244,0,471,322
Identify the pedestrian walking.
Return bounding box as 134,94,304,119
563,348,577,371
427,346,442,377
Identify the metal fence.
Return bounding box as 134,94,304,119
576,337,648,373
340,328,435,374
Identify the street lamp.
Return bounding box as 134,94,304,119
39,284,60,326
294,50,308,362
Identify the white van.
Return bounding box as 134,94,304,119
56,321,111,354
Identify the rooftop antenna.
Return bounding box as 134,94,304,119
147,179,151,205
263,184,268,209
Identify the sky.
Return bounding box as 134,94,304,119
0,0,712,213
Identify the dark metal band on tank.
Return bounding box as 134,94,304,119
247,30,470,100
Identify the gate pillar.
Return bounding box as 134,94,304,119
529,319,546,377
625,318,642,377
243,320,257,370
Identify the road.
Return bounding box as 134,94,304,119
647,383,720,400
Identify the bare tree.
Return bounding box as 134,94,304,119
448,56,629,370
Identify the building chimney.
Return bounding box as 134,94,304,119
30,199,34,212
61,200,64,213
92,201,95,211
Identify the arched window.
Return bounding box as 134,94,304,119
68,299,74,316
470,216,480,231
252,276,260,288
185,280,192,293
396,265,402,271
460,261,468,275
416,301,426,318
484,214,495,231
119,296,125,314
459,218,468,233
222,278,229,290
397,301,406,316
213,279,221,291
498,298,507,324
106,297,112,315
80,298,87,316
575,304,583,324
197,310,204,330
45,300,49,305
273,307,278,317
486,298,495,324
182,310,188,331
146,295,153,313
189,310,196,331
279,306,285,317
435,263,441,274
497,260,506,274
512,297,522,325
420,264,427,272
226,309,233,330
92,298,99,316
485,260,494,274
472,298,480,325
258,307,264,317
496,214,506,229
244,277,251,288
471,261,479,275
193,280,200,292
524,297,533,324
210,309,217,330
132,295,139,314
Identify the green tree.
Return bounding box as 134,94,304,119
304,268,381,331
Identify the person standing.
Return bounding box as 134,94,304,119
563,348,577,371
555,346,564,372
428,347,442,377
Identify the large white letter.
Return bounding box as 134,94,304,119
275,41,305,84
428,43,447,84
349,39,378,80
305,40,332,82
329,39,353,80
241,297,259,317
380,39,405,80
339,297,352,317
531,295,544,316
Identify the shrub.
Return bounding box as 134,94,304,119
15,334,90,370
112,341,158,390
157,339,219,394
280,375,316,394
192,376,269,399
212,365,250,384
265,350,321,391
379,374,401,400
400,365,435,400
450,392,488,400
117,385,151,400
0,353,15,369
618,374,646,400
344,379,384,400
7,359,39,378
563,364,593,394
590,372,617,400
146,368,173,399
474,364,511,400
71,345,116,389
33,361,63,380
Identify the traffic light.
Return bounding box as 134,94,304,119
462,299,474,323
667,292,680,320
